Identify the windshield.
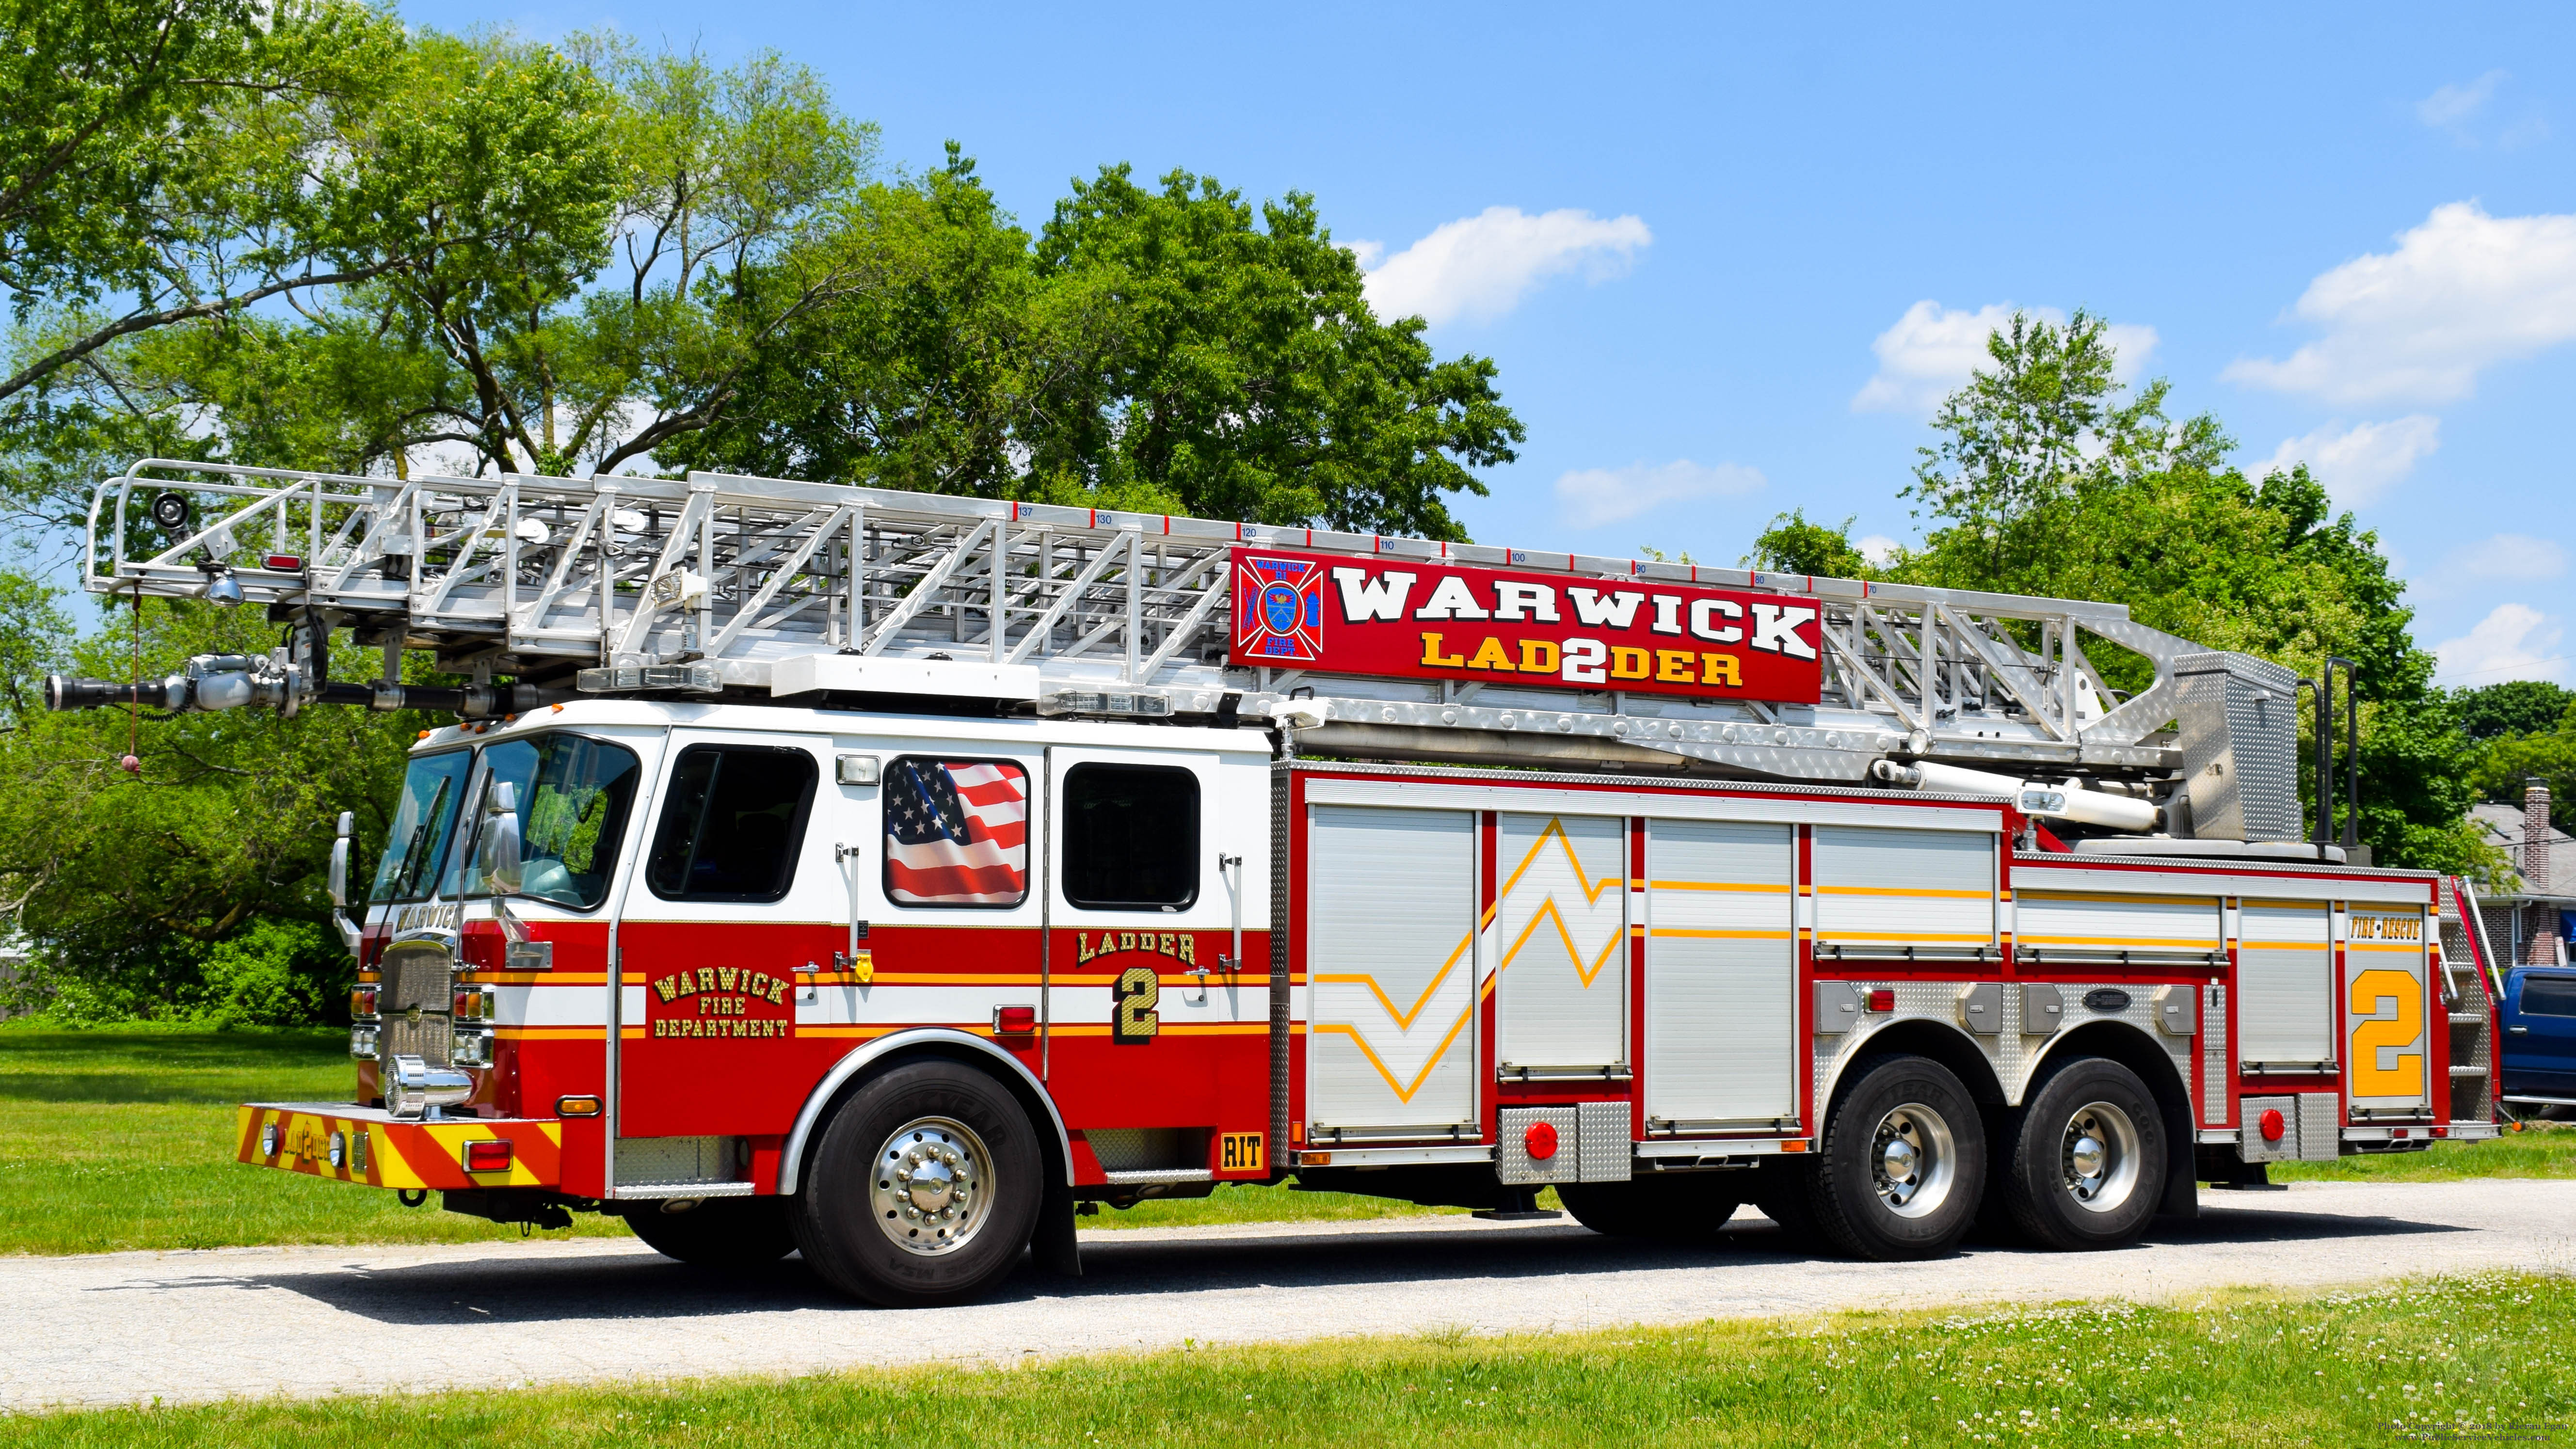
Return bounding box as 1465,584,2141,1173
370,750,473,903
445,733,641,910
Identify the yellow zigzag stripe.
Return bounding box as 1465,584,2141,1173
1318,815,1621,1101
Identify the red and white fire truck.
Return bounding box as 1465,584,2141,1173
50,460,2507,1306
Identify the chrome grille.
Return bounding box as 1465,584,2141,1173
378,934,457,1068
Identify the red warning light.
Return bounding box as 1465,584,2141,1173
1524,1121,1559,1161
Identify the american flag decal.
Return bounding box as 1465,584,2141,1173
1233,554,1324,662
884,759,1029,906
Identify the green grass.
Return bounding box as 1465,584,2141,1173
6,1273,2570,1445
0,1026,630,1254
2267,1120,2576,1182
3,1024,2562,1256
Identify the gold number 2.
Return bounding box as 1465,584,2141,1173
2348,967,2424,1099
1114,966,1161,1042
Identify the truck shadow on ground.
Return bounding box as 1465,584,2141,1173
139,1201,2472,1328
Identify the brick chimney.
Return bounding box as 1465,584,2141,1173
2526,780,2557,965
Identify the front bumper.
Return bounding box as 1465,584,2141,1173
235,1102,562,1191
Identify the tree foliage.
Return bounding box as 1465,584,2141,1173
672,158,1522,539
1753,310,2492,875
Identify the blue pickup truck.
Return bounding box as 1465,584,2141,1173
2501,966,2576,1112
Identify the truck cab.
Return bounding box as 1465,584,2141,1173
2501,966,2576,1109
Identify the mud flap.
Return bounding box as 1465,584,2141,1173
1034,1172,1082,1276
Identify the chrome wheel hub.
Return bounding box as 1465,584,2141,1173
2060,1100,2142,1214
1868,1103,1956,1219
869,1117,993,1255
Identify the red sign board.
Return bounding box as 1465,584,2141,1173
1228,547,1824,704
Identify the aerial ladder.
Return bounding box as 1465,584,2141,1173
51,457,2314,849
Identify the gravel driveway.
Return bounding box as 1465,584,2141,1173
6,1179,2570,1412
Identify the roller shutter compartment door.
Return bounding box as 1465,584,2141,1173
1493,812,1629,1074
1645,819,1796,1126
1810,826,1996,958
2238,902,2334,1068
2016,892,2220,963
1305,805,1477,1131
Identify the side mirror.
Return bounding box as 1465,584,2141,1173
478,781,523,895
328,811,354,908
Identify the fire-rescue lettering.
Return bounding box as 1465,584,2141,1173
1074,931,1199,966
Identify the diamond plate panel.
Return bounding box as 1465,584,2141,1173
615,1135,737,1186
1497,1106,1581,1185
2239,1093,2296,1162
2296,1093,2341,1162
2202,984,2229,1125
1576,1100,1632,1183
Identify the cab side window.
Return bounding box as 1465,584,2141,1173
2524,975,2576,1017
645,745,817,902
1063,764,1200,911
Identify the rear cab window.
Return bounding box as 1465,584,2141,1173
2521,975,2576,1018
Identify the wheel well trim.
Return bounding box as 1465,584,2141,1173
776,1029,1074,1194
1816,1016,2002,1111
2021,1019,2192,1106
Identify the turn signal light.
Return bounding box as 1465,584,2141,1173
993,1005,1038,1035
556,1095,602,1118
350,987,378,1020
452,987,494,1021
1865,989,1895,1012
463,1139,513,1173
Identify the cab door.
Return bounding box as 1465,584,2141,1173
618,726,835,1139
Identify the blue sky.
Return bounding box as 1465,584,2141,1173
415,3,2576,686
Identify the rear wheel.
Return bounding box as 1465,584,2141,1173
622,1196,797,1268
1557,1175,1743,1242
1807,1053,1984,1260
791,1059,1042,1307
1997,1057,2167,1251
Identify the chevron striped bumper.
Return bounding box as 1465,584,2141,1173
235,1103,562,1191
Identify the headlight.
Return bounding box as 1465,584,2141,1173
327,1131,347,1169
348,1024,379,1060
452,1029,494,1069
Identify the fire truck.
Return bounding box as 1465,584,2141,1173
48,460,2507,1307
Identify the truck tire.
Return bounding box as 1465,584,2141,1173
791,1059,1043,1307
1996,1056,2167,1251
1557,1175,1743,1242
623,1196,797,1268
1806,1053,1984,1261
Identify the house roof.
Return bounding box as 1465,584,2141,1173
2471,802,2576,901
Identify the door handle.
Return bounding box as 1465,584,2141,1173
2507,1025,2529,1035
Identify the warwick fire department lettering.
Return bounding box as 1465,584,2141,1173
648,966,794,1041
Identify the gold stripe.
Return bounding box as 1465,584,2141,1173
1816,885,1990,900
1648,880,1792,893
1649,928,1796,940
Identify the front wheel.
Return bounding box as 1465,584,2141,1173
1807,1053,1984,1260
1997,1057,2167,1251
791,1059,1042,1307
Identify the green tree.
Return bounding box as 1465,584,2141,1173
1742,509,1873,578
1813,309,2486,873
0,0,406,404
2452,680,2575,743
0,590,430,1019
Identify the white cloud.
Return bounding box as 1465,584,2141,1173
1360,207,1651,327
1343,239,1384,270
2417,71,2505,132
2436,602,2567,685
1552,459,1764,529
1856,534,1901,566
2224,203,2576,405
2411,532,2567,602
1851,301,2159,415
2243,415,2440,508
